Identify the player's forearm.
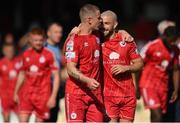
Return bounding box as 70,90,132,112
173,68,179,92
132,73,138,89
14,71,25,94
67,65,90,84
127,60,144,72
51,71,60,98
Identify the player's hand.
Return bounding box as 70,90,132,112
118,30,134,42
111,65,129,75
47,96,56,109
87,78,100,90
69,24,81,36
169,91,178,103
13,93,19,104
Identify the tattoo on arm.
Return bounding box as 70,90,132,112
71,71,80,80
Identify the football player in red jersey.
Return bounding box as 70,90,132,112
139,24,179,122
64,4,105,122
0,43,22,122
101,10,144,122
13,28,60,123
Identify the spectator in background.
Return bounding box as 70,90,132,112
44,22,63,122
139,24,179,122
0,43,22,122
157,20,179,122
14,28,60,123
4,33,14,44
18,33,31,53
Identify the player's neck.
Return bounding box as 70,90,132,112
5,56,14,61
33,47,43,53
105,31,116,40
47,38,56,45
79,23,92,35
161,37,172,49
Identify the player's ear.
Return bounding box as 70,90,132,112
87,16,93,25
47,31,50,37
114,21,118,29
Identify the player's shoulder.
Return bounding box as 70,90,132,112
0,57,5,64
65,34,81,46
149,38,161,46
14,55,23,62
23,47,33,56
43,47,54,55
123,41,137,49
142,38,161,50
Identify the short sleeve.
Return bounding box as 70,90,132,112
64,34,80,63
129,42,141,60
140,42,152,61
21,53,27,71
49,52,59,71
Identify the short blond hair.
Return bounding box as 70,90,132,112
101,10,117,22
157,20,176,34
79,4,100,22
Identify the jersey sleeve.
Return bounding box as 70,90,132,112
21,53,27,71
49,52,59,71
64,34,80,63
140,42,152,62
129,42,141,60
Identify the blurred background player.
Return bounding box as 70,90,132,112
101,10,144,123
13,28,60,123
4,33,15,44
175,35,180,122
0,43,22,122
44,22,63,122
64,4,104,122
139,23,179,122
18,33,31,53
157,20,176,121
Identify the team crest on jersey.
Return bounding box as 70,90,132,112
15,61,23,69
9,70,17,78
2,65,7,71
94,50,100,58
109,52,120,60
26,57,30,62
70,112,77,120
119,41,126,47
66,40,74,51
84,42,89,47
96,37,100,44
39,56,46,63
161,60,169,69
156,51,161,57
30,65,38,72
149,99,155,106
